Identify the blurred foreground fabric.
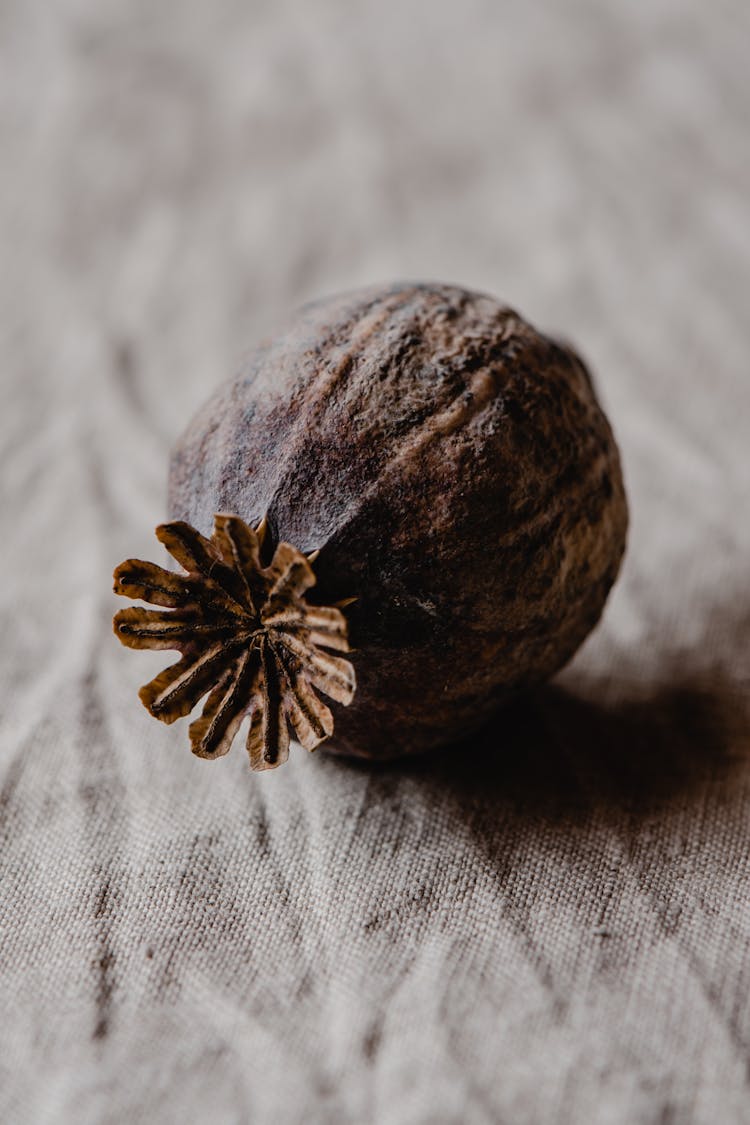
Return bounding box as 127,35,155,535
1,1,749,1122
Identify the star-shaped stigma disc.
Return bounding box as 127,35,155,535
113,514,356,770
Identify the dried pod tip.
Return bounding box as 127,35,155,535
112,513,356,771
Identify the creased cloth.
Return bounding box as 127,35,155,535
1,1,749,1122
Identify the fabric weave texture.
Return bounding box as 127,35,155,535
1,0,749,1122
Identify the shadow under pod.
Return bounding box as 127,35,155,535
329,674,747,826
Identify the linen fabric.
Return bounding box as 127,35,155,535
1,1,749,1121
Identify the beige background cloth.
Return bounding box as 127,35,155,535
1,0,749,1121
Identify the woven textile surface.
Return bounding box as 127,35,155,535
1,1,749,1122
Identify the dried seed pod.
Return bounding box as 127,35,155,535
168,282,628,762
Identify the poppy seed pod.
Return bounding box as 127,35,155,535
162,282,628,763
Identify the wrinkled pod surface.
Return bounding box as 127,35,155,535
169,282,628,761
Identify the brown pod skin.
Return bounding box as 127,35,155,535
169,282,628,760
